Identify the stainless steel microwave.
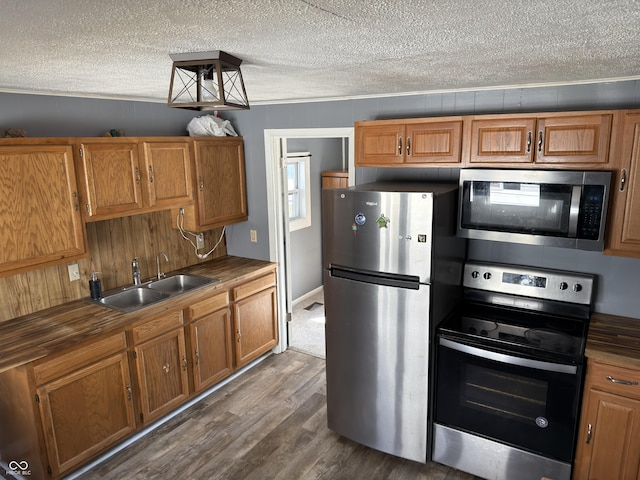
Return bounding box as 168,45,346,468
457,169,612,251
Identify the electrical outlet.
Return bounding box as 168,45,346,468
196,233,205,249
67,262,80,282
179,207,184,215
250,230,258,243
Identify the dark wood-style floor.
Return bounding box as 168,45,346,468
76,350,479,480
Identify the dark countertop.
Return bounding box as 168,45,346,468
586,312,640,369
0,256,276,373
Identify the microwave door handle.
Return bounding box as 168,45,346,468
439,337,578,374
568,185,582,237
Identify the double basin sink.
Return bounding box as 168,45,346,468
93,274,219,313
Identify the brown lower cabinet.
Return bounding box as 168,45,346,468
33,332,136,478
130,310,190,424
0,266,278,479
186,290,234,392
231,272,279,368
573,360,640,479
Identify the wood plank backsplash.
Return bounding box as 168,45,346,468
0,211,226,323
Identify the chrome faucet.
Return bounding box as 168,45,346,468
132,257,141,285
156,252,169,280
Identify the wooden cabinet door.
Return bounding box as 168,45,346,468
142,141,193,208
469,117,537,164
0,144,86,275
133,328,189,424
232,286,278,367
36,352,136,477
194,138,248,229
190,307,233,391
355,124,404,165
405,121,463,164
321,170,349,189
78,142,143,219
536,114,612,165
606,113,640,258
573,389,640,480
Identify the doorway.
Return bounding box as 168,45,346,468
263,128,355,357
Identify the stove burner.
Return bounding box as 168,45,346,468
524,328,577,355
454,313,584,359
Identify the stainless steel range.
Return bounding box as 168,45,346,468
433,261,595,480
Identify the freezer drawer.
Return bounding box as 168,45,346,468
324,269,432,463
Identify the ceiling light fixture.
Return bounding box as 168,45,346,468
167,50,249,110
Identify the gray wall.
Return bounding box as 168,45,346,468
2,81,640,318
287,138,344,300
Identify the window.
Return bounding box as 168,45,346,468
287,152,311,231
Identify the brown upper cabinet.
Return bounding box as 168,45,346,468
605,111,640,258
175,137,248,232
0,142,87,276
469,112,613,166
76,138,193,221
355,118,464,166
141,141,193,209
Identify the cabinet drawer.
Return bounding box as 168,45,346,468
33,331,127,385
588,361,640,400
232,272,276,301
186,290,229,321
131,310,183,345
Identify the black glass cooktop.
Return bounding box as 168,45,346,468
438,301,589,364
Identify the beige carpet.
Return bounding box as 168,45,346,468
289,290,325,359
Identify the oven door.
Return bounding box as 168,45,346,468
435,336,582,463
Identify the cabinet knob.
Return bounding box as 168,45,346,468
195,349,200,366
148,165,154,183
162,363,170,373
526,131,532,153
199,176,204,191
126,384,132,401
406,136,411,156
398,137,403,156
182,355,188,372
586,423,592,444
135,167,141,184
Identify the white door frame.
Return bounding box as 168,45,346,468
263,127,355,353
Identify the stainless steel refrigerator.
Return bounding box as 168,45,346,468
322,182,466,463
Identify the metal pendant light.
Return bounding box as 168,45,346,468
167,50,249,110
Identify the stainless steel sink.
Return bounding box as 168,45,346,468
94,274,218,313
148,274,217,294
97,287,170,313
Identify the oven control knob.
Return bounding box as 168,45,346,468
573,283,583,292
559,282,568,290
471,270,480,279
483,272,492,280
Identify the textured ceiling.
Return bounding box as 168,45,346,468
1,0,639,106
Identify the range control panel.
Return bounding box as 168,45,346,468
463,261,595,305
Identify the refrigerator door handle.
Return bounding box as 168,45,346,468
330,266,421,290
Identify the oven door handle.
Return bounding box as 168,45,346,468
439,337,578,375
